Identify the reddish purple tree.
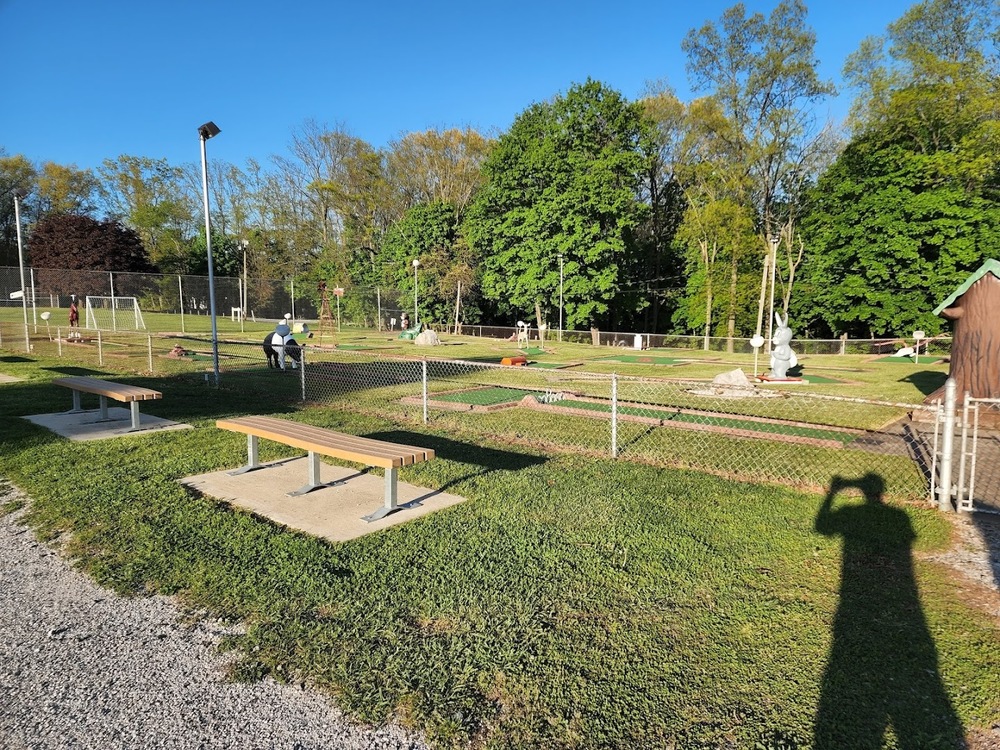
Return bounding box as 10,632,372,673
27,214,155,296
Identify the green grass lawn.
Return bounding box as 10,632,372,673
0,354,997,749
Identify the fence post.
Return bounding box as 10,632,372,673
611,373,618,458
178,275,185,334
937,377,957,512
147,334,153,372
956,391,971,508
300,348,306,402
56,327,62,357
97,329,103,366
422,359,428,424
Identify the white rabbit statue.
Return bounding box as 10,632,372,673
770,312,797,379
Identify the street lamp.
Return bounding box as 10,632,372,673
558,253,564,343
766,234,780,356
240,239,249,334
412,258,420,325
12,188,29,352
198,121,221,386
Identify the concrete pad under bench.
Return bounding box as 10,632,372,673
181,457,465,543
22,408,192,441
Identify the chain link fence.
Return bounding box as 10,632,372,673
2,307,943,502
294,347,937,500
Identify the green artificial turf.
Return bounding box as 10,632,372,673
557,399,859,444
434,387,533,406
595,355,685,365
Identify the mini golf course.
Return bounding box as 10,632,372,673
421,386,863,448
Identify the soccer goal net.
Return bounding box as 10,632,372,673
84,296,147,331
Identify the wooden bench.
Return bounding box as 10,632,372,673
215,415,435,522
53,376,162,432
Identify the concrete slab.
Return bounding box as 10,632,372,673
0,374,21,383
181,457,465,543
23,408,193,441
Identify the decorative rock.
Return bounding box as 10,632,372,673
712,368,752,387
414,330,441,346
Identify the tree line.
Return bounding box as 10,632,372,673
2,0,997,340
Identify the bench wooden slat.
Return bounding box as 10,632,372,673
216,416,434,468
52,376,162,402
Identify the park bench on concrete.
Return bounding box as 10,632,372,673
215,415,435,522
52,376,162,432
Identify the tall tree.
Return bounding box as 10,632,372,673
28,214,154,296
97,155,193,271
381,201,473,325
0,153,37,266
466,79,653,331
799,0,1000,337
387,128,492,215
682,0,835,334
34,162,99,219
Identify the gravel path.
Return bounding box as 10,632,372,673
0,483,427,750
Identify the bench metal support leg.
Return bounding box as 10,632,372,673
128,401,141,431
290,451,326,496
229,435,262,475
91,395,114,423
363,467,402,522
67,390,84,414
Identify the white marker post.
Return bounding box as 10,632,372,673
750,334,765,378
913,330,925,364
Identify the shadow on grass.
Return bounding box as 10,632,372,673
0,356,35,363
41,366,108,376
363,429,548,492
813,473,962,748
900,370,948,397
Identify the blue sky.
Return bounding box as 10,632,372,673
2,0,916,173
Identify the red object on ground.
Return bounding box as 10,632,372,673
501,356,528,366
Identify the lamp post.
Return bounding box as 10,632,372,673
240,239,249,334
412,258,420,325
198,121,221,386
766,234,779,356
558,253,564,343
13,188,29,352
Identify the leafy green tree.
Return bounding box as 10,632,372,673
682,0,835,334
799,0,1000,337
97,155,193,271
35,162,99,219
465,79,653,331
799,126,1000,337
381,201,474,326
0,153,37,266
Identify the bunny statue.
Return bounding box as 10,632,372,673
770,312,798,379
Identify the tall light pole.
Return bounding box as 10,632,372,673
558,253,564,343
240,238,249,334
198,121,221,386
13,188,30,352
766,234,779,356
412,258,420,325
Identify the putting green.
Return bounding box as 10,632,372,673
432,387,857,444
435,387,535,406
559,399,857,444
595,355,685,365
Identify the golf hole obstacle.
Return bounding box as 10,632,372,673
410,385,865,449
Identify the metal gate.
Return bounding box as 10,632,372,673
931,378,1000,513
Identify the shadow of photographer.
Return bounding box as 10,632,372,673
813,473,962,748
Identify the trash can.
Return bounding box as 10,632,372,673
633,334,643,350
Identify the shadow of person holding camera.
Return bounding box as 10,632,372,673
813,473,962,748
